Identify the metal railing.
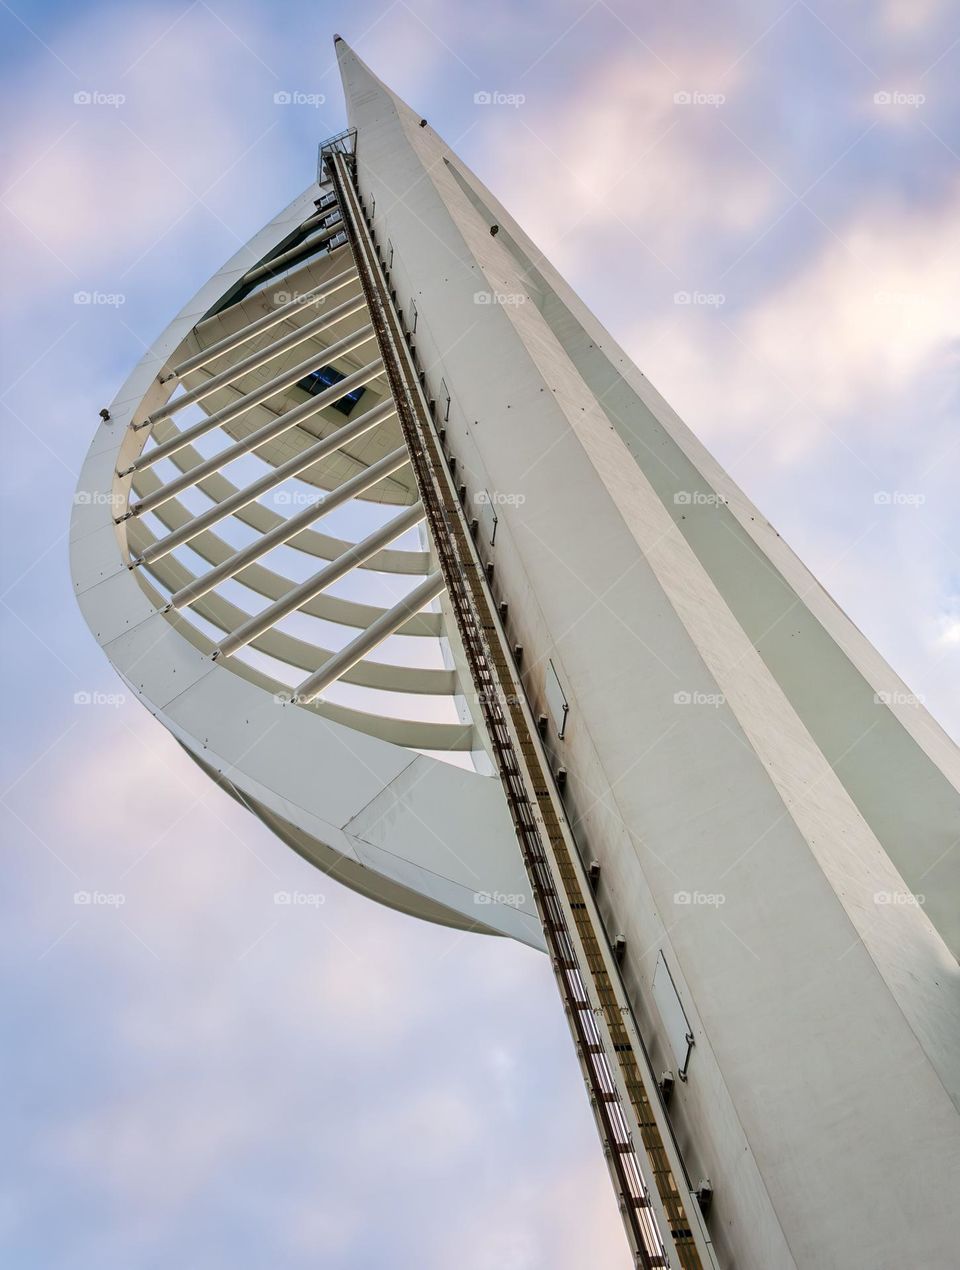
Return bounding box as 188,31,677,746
318,128,356,184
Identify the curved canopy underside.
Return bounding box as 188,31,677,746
70,162,542,951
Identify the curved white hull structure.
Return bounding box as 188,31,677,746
73,38,960,1270
69,151,540,948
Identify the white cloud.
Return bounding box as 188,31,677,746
876,0,949,34
476,49,776,276
1,6,306,284
935,614,960,648
429,1160,631,1270
45,1089,264,1213
633,183,960,459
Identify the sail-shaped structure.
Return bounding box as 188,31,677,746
71,36,960,1270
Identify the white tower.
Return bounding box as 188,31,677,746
71,37,960,1270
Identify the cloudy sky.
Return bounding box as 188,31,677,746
2,1,958,1267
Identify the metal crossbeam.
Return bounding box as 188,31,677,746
149,294,367,421
168,445,409,609
294,569,445,703
128,364,385,512
131,400,396,562
124,332,378,470
175,265,357,378
214,502,425,660
240,219,343,285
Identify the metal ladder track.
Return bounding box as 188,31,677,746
325,144,714,1270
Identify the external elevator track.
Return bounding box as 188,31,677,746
325,139,718,1270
